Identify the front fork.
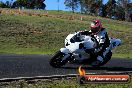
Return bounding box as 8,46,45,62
61,54,71,62
60,48,73,62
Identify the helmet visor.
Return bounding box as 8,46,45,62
90,22,96,28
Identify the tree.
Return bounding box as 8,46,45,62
100,4,107,17
105,0,116,18
90,0,102,15
64,0,79,13
5,1,10,8
12,0,46,9
78,0,102,15
115,5,125,20
34,0,46,9
0,1,12,8
0,1,6,8
117,0,132,21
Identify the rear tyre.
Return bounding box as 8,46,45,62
49,51,68,68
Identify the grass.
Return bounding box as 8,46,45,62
0,9,132,58
113,54,132,58
3,75,132,88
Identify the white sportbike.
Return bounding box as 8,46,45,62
50,32,121,68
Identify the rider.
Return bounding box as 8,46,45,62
80,20,110,65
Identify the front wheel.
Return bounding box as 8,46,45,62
49,51,69,68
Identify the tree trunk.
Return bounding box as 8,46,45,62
71,0,74,13
80,1,83,13
124,0,130,21
125,10,129,21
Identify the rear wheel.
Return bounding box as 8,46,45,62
49,51,69,68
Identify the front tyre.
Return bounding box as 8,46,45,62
49,51,69,68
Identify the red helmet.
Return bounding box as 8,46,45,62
90,20,102,34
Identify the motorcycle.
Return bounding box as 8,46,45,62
49,32,121,68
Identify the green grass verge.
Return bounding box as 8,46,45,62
0,9,132,58
113,54,132,58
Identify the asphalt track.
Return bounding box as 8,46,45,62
0,54,132,79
